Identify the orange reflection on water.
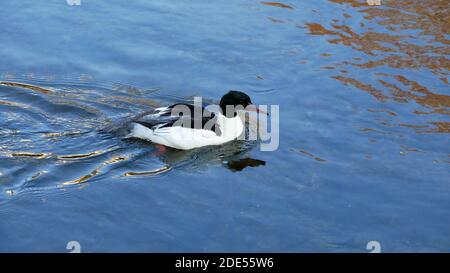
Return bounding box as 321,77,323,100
301,0,450,137
0,81,54,95
260,2,294,10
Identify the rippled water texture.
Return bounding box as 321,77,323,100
0,0,449,252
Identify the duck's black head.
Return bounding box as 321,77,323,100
220,90,253,118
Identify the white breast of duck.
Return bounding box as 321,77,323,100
130,111,243,150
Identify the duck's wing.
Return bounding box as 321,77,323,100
133,104,221,136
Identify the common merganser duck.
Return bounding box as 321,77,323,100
128,90,266,150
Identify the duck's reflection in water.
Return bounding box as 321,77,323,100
225,157,266,172
153,140,266,173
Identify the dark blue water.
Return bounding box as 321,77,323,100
0,0,449,252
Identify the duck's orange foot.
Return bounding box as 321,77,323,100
154,143,167,153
